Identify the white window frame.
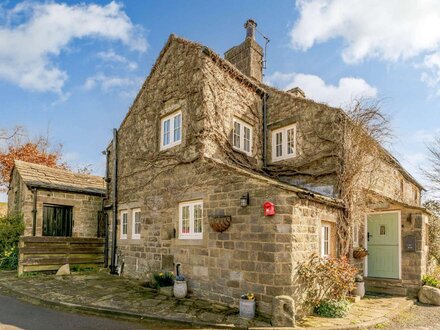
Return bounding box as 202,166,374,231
232,117,253,156
160,110,182,150
179,200,203,240
321,224,331,257
271,124,297,162
353,222,359,247
120,210,128,239
132,208,141,240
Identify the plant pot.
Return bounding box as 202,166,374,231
351,282,365,298
353,250,368,259
173,280,187,299
208,215,232,233
239,299,255,319
159,286,174,297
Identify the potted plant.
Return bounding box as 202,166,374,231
351,274,365,298
173,264,187,299
153,271,175,297
353,246,368,259
240,292,255,319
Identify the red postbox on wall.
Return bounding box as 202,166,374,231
263,201,275,216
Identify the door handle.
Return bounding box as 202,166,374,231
367,232,372,241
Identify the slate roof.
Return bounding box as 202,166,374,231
13,160,106,196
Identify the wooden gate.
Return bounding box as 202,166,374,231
18,236,105,275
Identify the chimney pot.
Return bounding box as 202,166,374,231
244,19,257,40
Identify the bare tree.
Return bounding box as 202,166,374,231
334,99,392,255
423,136,440,194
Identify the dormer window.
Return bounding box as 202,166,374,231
272,124,297,161
160,111,182,150
232,117,252,156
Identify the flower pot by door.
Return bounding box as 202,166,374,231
352,282,365,298
239,299,255,319
173,281,187,298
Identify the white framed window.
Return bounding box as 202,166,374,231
232,117,253,156
271,124,297,161
353,223,359,247
132,208,141,240
321,224,330,257
179,200,203,239
160,111,182,150
120,210,128,239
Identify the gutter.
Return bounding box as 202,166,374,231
110,128,119,275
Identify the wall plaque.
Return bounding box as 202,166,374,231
404,235,416,252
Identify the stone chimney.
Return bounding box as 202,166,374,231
287,87,306,98
224,19,263,82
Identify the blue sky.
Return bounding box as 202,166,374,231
1,0,440,201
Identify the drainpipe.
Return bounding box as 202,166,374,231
262,92,269,169
110,128,119,275
32,188,37,236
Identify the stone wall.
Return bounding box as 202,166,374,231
8,170,102,237
111,159,340,316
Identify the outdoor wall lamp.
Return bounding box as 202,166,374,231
240,192,250,207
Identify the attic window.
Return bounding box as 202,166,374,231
160,111,182,150
272,124,297,161
232,117,252,156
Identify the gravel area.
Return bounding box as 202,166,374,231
371,302,440,329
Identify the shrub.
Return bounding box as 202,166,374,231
298,254,357,307
314,299,351,318
422,274,440,288
0,214,24,270
152,271,174,287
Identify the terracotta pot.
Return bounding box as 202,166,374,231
173,280,187,299
239,299,255,319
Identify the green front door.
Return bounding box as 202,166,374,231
367,212,400,279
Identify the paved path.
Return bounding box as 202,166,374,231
0,292,176,330
370,302,440,330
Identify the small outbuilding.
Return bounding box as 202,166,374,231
8,160,106,237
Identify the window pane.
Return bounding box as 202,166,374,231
193,204,203,234
323,226,329,255
243,126,251,152
233,121,241,148
181,206,190,234
173,114,181,142
163,119,170,145
287,128,295,154
122,213,128,235
276,132,283,157
135,212,141,235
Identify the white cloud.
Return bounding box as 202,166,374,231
0,1,146,93
265,72,377,108
96,50,138,71
413,128,440,143
291,0,440,64
84,73,143,97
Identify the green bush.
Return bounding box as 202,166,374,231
314,299,351,318
0,214,24,270
422,274,440,288
152,271,174,287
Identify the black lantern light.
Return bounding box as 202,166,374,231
240,192,250,207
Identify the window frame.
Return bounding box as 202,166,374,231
120,210,128,240
321,224,331,257
353,222,359,248
232,117,253,156
132,208,141,240
179,200,203,240
271,123,297,162
160,110,182,150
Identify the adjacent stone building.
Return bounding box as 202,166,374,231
8,160,105,237
105,20,430,318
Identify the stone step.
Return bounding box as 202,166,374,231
365,277,408,296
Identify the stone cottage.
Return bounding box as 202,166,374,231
104,20,430,317
8,160,106,237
